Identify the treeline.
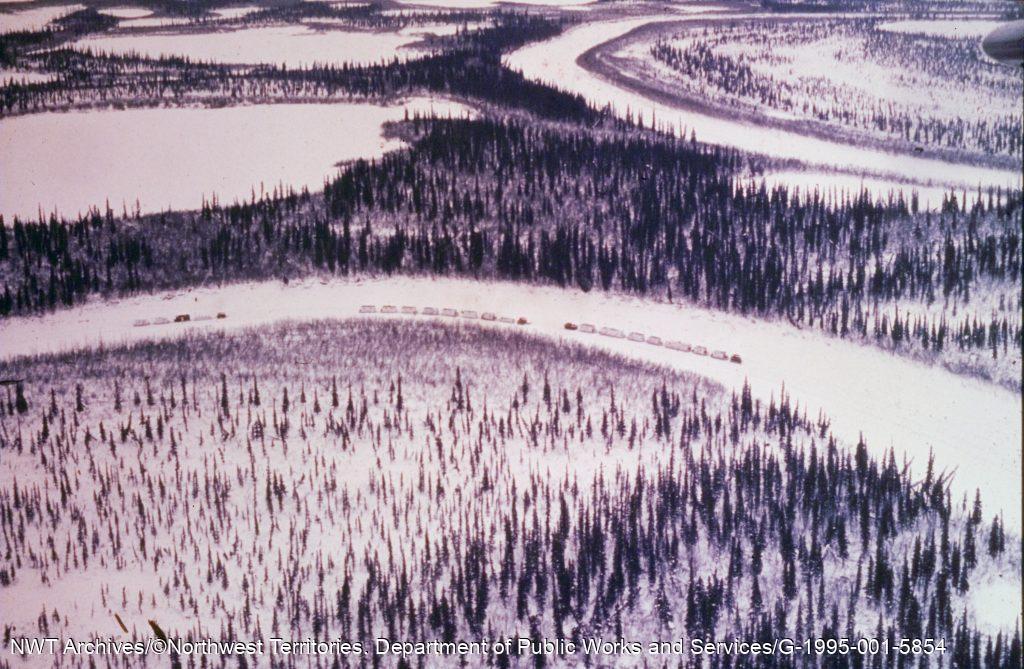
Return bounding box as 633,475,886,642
0,321,1017,667
1,116,1019,375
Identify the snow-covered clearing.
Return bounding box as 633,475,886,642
503,16,1020,194
0,98,471,221
0,3,84,33
210,5,262,20
98,6,152,19
2,275,1019,532
72,24,425,68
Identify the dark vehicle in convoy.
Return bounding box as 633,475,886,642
216,312,227,319
517,317,529,325
564,322,578,330
730,354,743,364
174,314,190,323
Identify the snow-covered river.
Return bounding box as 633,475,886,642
503,16,1021,200
2,276,1020,534
0,98,470,221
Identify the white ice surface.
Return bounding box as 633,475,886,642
2,275,1019,532
99,6,152,19
0,4,83,33
210,5,262,20
0,98,471,221
72,24,422,68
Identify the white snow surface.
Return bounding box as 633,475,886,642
503,15,1021,193
1,275,1019,532
72,24,423,68
0,98,471,221
0,4,84,33
98,6,152,19
210,5,262,20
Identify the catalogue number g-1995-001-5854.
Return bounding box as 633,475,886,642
687,637,947,658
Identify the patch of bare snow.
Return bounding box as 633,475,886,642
99,6,152,19
210,5,262,20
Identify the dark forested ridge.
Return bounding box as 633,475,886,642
1,116,1020,386
0,321,1018,668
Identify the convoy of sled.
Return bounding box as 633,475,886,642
563,321,742,364
358,305,743,365
127,303,742,365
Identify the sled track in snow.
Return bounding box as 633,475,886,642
127,302,748,365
